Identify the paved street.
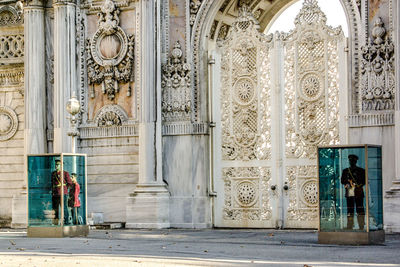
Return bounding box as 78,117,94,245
0,229,399,266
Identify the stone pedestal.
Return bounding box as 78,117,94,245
126,184,170,228
385,180,400,233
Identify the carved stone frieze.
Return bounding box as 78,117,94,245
161,41,191,122
86,0,134,100
0,68,24,87
94,104,128,127
223,167,272,221
0,106,18,141
360,17,395,112
0,3,23,26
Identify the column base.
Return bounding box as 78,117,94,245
384,180,400,233
11,194,27,229
126,184,170,229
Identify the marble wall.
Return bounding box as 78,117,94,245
79,136,139,222
163,135,211,228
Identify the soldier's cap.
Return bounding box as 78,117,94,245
71,173,77,177
348,154,358,160
55,159,61,163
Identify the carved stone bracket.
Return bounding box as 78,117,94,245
161,41,191,122
360,17,395,112
86,0,134,100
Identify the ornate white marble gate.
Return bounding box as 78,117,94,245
212,1,346,228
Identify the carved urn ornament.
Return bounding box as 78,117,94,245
86,0,134,100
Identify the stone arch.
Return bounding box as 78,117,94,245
191,0,362,121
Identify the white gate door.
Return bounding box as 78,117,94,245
213,1,346,228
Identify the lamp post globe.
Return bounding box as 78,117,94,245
66,95,80,116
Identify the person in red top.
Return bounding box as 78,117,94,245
51,159,73,225
68,173,81,225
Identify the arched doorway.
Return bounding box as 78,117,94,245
209,0,348,228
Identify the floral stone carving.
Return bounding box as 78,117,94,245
86,0,134,100
161,41,191,122
360,17,395,112
94,104,128,127
0,106,18,141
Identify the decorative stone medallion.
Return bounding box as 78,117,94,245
300,180,318,207
235,181,257,207
300,73,323,102
0,106,18,141
234,77,255,105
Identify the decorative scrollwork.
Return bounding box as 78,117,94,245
0,3,23,26
0,106,18,141
94,104,127,127
283,0,342,159
86,0,134,100
360,17,395,112
161,41,191,122
219,5,272,161
189,0,202,26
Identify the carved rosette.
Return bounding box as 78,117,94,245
223,167,272,221
86,0,134,100
0,106,18,141
283,0,342,159
219,5,272,161
360,17,395,112
94,104,128,127
161,41,191,122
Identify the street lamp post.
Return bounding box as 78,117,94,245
66,93,80,154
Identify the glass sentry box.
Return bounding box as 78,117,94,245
317,145,384,244
27,153,89,237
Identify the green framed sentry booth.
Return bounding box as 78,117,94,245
318,145,384,245
27,153,89,237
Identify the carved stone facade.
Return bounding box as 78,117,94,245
0,0,399,232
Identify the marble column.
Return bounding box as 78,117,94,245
53,0,76,153
12,0,47,228
385,0,400,233
126,0,170,228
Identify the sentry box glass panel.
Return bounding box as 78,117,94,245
27,154,88,237
317,145,384,245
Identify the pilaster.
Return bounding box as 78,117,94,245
125,0,169,229
13,0,47,228
53,0,76,153
385,0,400,233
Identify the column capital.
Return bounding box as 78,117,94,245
23,0,46,8
53,0,76,6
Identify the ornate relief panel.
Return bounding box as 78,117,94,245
161,41,191,122
286,166,318,227
219,6,272,162
281,0,343,227
359,17,395,112
282,0,342,160
222,167,272,222
86,0,134,101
